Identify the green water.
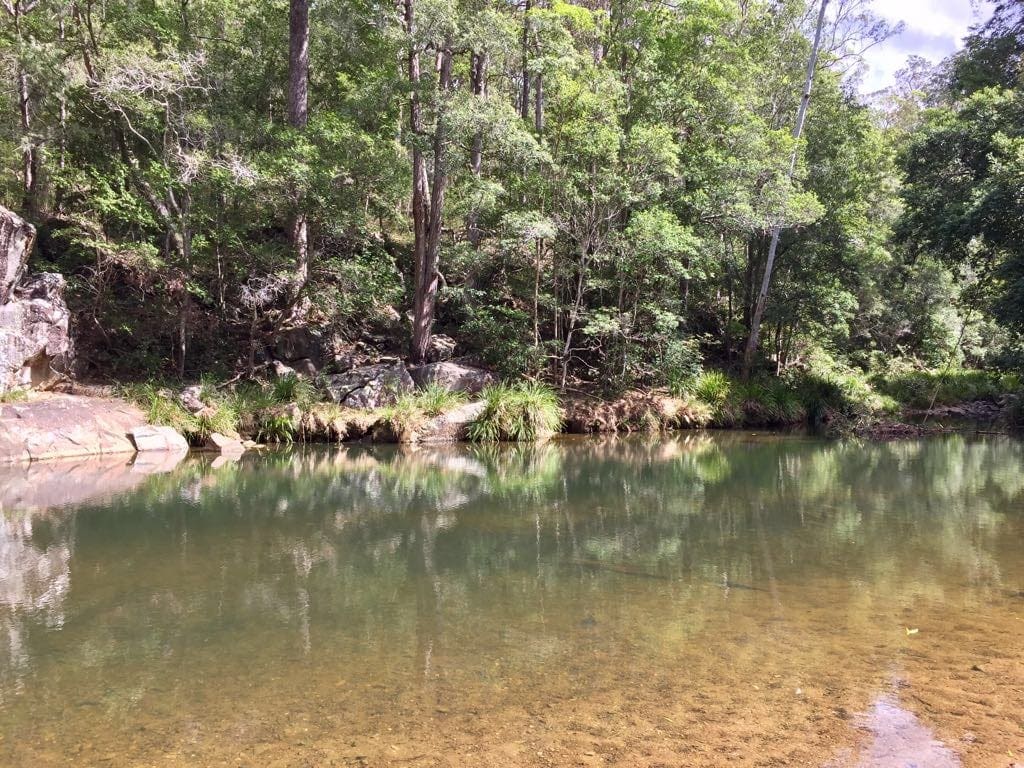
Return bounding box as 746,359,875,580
1,433,1023,767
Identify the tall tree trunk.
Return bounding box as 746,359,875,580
467,50,488,248
8,7,39,213
288,0,310,290
742,0,828,379
534,74,544,133
520,0,532,120
406,0,451,363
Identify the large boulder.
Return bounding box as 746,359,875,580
0,395,143,463
0,207,72,395
128,425,190,453
410,361,496,395
417,401,487,444
426,334,457,362
324,360,414,409
271,327,324,364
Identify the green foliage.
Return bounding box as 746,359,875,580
872,370,1014,409
0,389,28,404
379,384,468,440
468,382,563,442
1,0,1020,390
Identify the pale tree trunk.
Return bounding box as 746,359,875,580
6,3,40,212
288,0,310,289
520,0,531,120
467,50,488,249
405,0,451,363
742,0,828,379
410,46,452,363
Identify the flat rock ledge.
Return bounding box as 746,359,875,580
0,395,167,463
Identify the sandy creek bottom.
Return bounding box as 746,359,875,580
1,433,1022,767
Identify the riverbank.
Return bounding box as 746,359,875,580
1,365,1018,463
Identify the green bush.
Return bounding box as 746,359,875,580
871,369,1009,408
468,382,563,442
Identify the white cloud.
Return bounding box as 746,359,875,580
858,0,995,92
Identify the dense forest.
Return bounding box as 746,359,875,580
1,0,1022,398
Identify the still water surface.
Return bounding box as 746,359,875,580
1,433,1023,767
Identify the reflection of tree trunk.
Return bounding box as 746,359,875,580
414,513,442,686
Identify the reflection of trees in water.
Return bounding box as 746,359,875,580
0,510,75,699
2,435,1023,702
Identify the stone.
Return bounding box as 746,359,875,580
179,385,207,414
426,334,457,363
289,357,318,378
0,395,143,463
271,360,296,378
324,361,414,409
417,401,487,444
271,327,323,363
0,204,33,304
410,361,496,395
0,272,72,394
128,425,190,453
204,431,245,455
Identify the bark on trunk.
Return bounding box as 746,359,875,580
520,0,532,120
288,0,310,289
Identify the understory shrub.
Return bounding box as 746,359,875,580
468,381,563,442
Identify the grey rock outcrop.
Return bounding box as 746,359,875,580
0,396,144,463
0,205,33,303
0,207,72,394
128,425,190,453
324,360,414,408
417,401,486,443
410,361,496,394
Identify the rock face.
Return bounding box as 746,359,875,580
324,361,414,408
0,205,33,303
410,361,496,394
0,207,72,394
0,395,144,463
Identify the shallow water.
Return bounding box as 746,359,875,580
1,433,1023,767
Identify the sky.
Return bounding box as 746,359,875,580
859,0,996,93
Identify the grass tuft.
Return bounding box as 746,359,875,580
468,381,563,442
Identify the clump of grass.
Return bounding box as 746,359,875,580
122,382,201,437
0,388,29,403
691,370,731,407
414,382,469,416
379,384,469,442
123,374,327,444
468,381,563,442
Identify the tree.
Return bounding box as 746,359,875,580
288,0,311,291
742,0,829,378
